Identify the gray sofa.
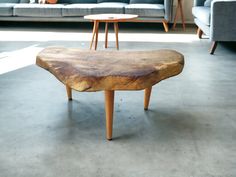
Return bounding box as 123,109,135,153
0,0,173,32
192,0,236,54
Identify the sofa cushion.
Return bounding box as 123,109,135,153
62,4,96,16
30,0,37,3
0,4,15,16
20,0,30,3
91,2,127,14
58,0,97,3
125,4,164,17
98,0,129,4
204,0,213,7
14,4,63,17
0,0,19,3
192,6,210,25
130,0,163,4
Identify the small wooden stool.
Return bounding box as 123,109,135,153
84,14,138,50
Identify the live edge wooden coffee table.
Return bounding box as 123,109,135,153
84,14,138,50
36,47,184,140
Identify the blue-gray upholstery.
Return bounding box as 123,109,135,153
129,0,163,4
58,0,97,3
192,0,236,54
63,2,127,16
91,2,126,14
192,0,236,41
204,0,213,6
0,0,173,30
125,4,164,17
20,0,30,3
0,0,19,3
98,0,129,3
0,4,15,16
14,4,63,17
62,4,96,16
192,6,210,25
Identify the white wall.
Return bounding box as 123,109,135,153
173,0,194,24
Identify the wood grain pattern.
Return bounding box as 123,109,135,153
105,90,114,140
36,47,184,92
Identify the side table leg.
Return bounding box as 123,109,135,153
104,90,115,140
144,87,152,110
114,22,119,50
173,0,185,30
105,22,109,48
66,85,72,100
173,1,180,29
95,21,100,50
179,0,186,31
90,21,97,50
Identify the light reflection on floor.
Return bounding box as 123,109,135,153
0,45,43,74
0,29,198,42
0,28,199,74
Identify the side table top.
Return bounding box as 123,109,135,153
36,47,184,92
84,14,138,22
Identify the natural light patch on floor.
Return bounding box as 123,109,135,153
0,30,198,43
0,45,42,75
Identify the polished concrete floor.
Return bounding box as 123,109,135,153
0,23,236,177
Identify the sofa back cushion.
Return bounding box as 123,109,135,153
29,0,38,3
129,0,163,4
58,0,97,3
97,0,129,3
0,0,19,3
204,0,213,6
20,0,30,2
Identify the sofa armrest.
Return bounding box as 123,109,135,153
193,0,206,6
210,0,236,41
164,0,173,21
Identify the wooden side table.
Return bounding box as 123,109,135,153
84,14,138,50
36,47,184,140
173,0,186,30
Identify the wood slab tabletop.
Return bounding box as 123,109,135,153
36,47,184,92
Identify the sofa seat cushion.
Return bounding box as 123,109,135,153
58,0,97,3
13,4,64,17
0,0,19,3
192,6,211,26
98,0,129,3
91,2,127,14
62,4,97,16
0,3,16,16
129,0,163,4
125,4,164,17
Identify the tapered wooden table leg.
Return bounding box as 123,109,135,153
104,90,115,140
173,0,185,31
90,21,97,50
144,87,152,110
105,22,109,48
173,1,180,29
114,22,119,50
94,21,100,50
66,85,72,100
179,0,186,31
